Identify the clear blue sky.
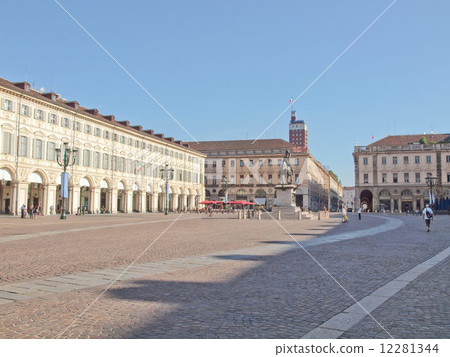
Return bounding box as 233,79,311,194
1,1,449,186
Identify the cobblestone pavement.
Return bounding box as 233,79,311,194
0,212,448,339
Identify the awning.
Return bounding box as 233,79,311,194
80,178,90,187
254,198,266,205
29,172,43,184
0,168,12,181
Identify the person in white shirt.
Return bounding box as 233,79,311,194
358,207,362,220
422,204,434,232
342,206,348,223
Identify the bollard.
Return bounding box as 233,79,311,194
238,211,241,220
258,210,261,220
278,211,281,220
298,211,301,220
318,211,321,220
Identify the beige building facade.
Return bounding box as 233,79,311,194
0,78,205,216
188,139,342,211
353,134,450,212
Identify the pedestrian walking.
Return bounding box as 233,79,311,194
20,204,26,218
29,205,34,219
342,206,348,223
358,207,362,220
422,204,434,232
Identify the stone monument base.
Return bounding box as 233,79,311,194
271,184,300,219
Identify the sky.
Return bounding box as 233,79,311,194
1,0,449,186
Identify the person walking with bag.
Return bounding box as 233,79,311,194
358,207,362,220
422,204,434,232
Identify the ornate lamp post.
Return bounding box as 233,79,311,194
425,176,437,209
55,143,77,219
160,163,174,215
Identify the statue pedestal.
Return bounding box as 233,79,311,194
272,184,299,219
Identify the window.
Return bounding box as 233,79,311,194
249,159,254,166
363,174,369,184
393,173,398,183
204,161,208,168
103,130,110,139
73,147,80,165
20,104,31,117
403,156,409,164
230,175,235,184
415,173,420,183
48,113,58,125
94,152,100,168
2,132,13,154
393,157,398,164
212,176,216,185
204,177,208,185
34,109,44,120
212,161,217,168
268,175,272,184
259,159,263,166
103,153,109,169
404,173,409,183
1,98,14,111
75,121,82,131
447,172,450,183
85,124,92,135
278,159,282,166
141,142,146,149
415,156,420,164
135,140,139,148
230,160,235,167
259,175,263,184
222,160,226,167
47,142,56,161
62,117,71,128
83,150,91,167
268,159,272,166
113,133,118,142
249,175,253,184
382,173,387,183
120,135,126,144
19,136,28,157
295,158,300,166
381,157,386,165
33,139,43,159
363,157,368,165
240,175,244,184
240,160,244,167
426,155,432,163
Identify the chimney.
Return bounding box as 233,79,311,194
118,120,130,126
132,125,143,131
103,115,115,121
166,137,174,142
155,133,164,138
144,129,154,135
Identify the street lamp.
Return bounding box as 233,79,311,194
55,143,77,219
160,163,174,215
425,176,437,209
